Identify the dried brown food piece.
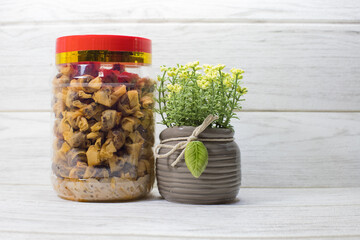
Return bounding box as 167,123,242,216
133,111,144,118
94,168,110,178
77,117,89,132
124,131,144,167
117,91,143,117
65,90,79,108
101,110,121,131
87,131,104,141
55,88,68,105
138,77,155,89
78,90,92,99
52,160,71,178
69,75,94,91
111,85,127,105
87,76,102,92
62,111,83,129
93,87,112,107
60,63,76,77
125,144,141,167
53,74,71,86
86,138,102,166
93,85,126,107
127,131,145,145
53,101,65,118
59,141,71,154
53,92,66,112
135,77,147,89
107,128,126,149
92,110,103,122
61,88,69,98
68,162,87,179
90,122,102,132
59,118,72,135
128,90,142,118
140,93,154,109
99,138,117,160
69,79,83,91
140,109,154,129
86,145,101,166
72,100,88,109
121,162,137,180
53,119,62,138
127,90,140,109
117,93,130,113
78,75,94,84
108,156,126,173
117,103,135,116
137,159,150,177
81,102,105,119
140,147,154,160
53,138,64,151
67,131,86,148
144,124,155,147
54,150,66,165
78,75,97,93
83,166,97,179
121,116,140,132
66,148,87,167
143,134,155,148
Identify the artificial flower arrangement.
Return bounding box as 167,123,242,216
156,61,247,129
154,61,247,204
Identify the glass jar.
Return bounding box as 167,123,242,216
51,35,155,201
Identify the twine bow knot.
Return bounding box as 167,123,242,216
154,115,234,167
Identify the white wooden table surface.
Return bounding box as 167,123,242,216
1,0,360,239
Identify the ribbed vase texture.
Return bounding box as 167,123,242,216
156,126,241,204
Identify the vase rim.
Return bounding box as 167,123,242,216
160,126,235,141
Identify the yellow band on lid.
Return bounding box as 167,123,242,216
56,50,151,65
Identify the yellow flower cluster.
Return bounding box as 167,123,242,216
237,86,248,94
223,74,233,88
194,64,245,90
167,83,182,93
196,77,210,89
159,62,246,92
178,69,190,79
230,68,245,77
156,61,247,129
185,61,201,69
160,66,169,72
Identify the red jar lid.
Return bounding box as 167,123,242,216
55,35,152,65
56,35,151,53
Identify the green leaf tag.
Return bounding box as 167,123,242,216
184,141,208,178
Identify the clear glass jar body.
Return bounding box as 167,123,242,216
52,62,155,201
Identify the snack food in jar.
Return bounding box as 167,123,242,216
52,35,155,201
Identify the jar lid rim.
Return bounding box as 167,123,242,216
56,35,151,54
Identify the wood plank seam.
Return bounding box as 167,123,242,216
2,19,360,26
0,230,359,239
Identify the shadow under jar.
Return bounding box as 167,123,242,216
156,126,241,204
52,35,155,201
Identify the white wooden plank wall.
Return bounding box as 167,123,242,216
0,1,360,239
1,112,359,187
0,0,359,187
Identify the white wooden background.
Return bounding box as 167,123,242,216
0,0,359,239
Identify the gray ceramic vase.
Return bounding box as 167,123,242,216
156,126,241,204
